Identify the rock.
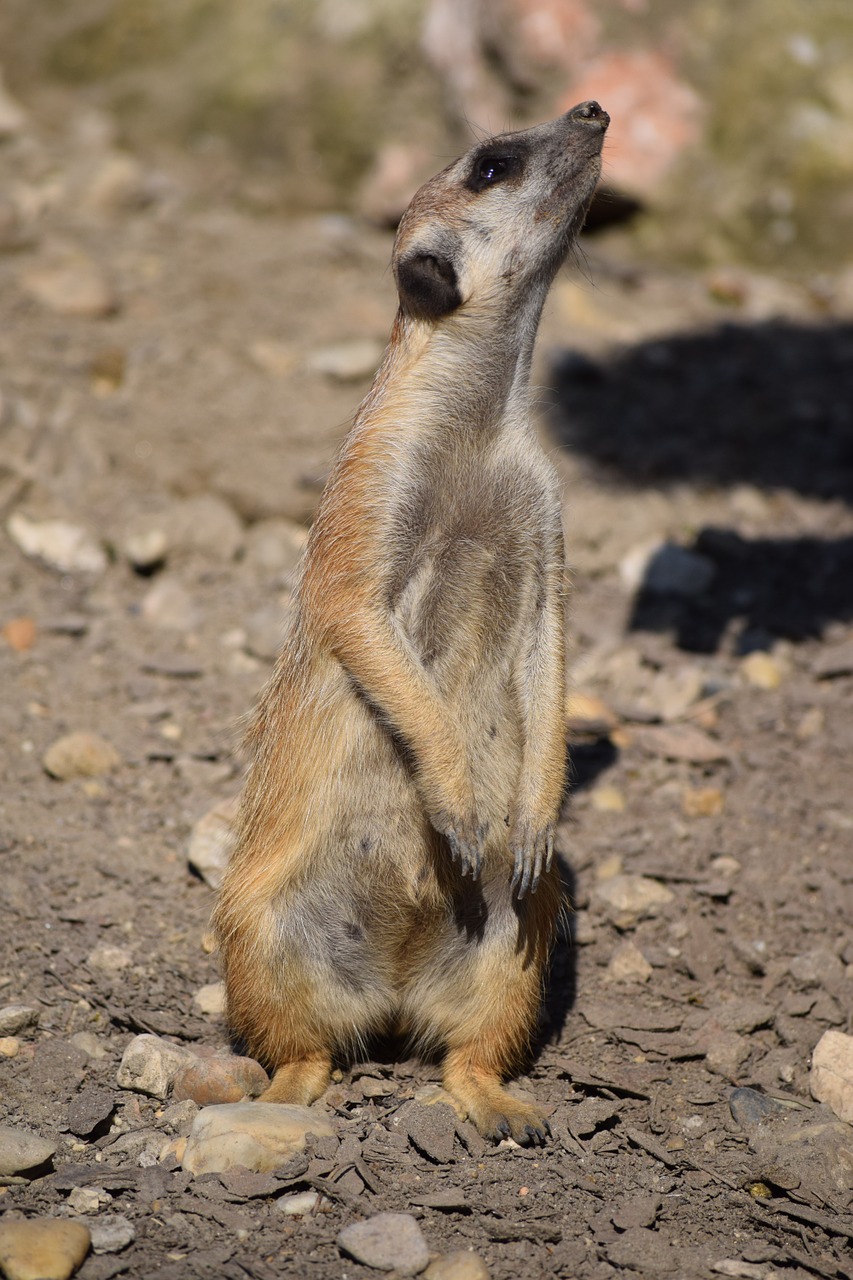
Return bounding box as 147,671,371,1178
424,1253,490,1280
0,71,27,138
307,339,384,382
66,1186,109,1214
82,153,147,217
0,1219,90,1280
789,948,845,991
244,604,290,661
160,494,244,562
66,1088,115,1139
392,1100,457,1163
813,637,853,679
123,528,168,573
192,982,226,1017
740,652,784,690
694,1019,751,1079
276,1190,328,1216
0,1006,38,1037
140,577,199,631
592,875,675,929
612,1194,662,1231
116,1034,195,1100
68,1032,109,1061
86,945,133,972
187,796,239,890
87,1216,135,1255
337,1212,430,1276
247,339,299,377
620,540,715,598
729,1087,787,1131
683,786,725,818
2,618,36,653
589,785,625,813
171,1052,269,1105
0,1039,19,1058
561,49,701,196
243,518,307,574
606,1225,678,1274
633,724,730,764
21,253,117,318
181,1101,335,1175
605,941,652,984
7,514,108,575
43,733,120,781
565,691,619,735
0,1126,56,1179
811,1030,853,1123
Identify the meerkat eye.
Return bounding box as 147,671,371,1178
467,153,523,193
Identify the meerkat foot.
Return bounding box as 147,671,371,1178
258,1052,332,1106
443,1052,551,1146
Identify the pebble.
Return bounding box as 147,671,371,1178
66,1186,109,1214
87,1216,135,1255
619,540,715,597
424,1253,490,1280
181,1101,335,1175
7,514,108,575
564,691,618,734
0,1039,19,1057
187,796,239,890
140,577,199,631
242,518,307,574
0,1006,38,1037
0,71,27,137
123,528,168,573
682,786,725,818
740,651,784,690
337,1212,430,1276
244,604,289,661
85,945,132,971
116,1034,195,1100
2,618,36,653
82,153,147,217
43,733,121,781
605,940,652,983
592,875,675,929
276,1190,328,1217
247,339,299,377
0,1126,57,1179
21,253,117,318
171,1052,269,1105
813,637,853,679
633,723,730,764
612,1194,662,1231
0,1219,90,1280
192,982,226,1017
589,785,626,813
160,494,244,562
810,1030,853,1124
66,1088,115,1139
68,1032,109,1061
307,338,384,382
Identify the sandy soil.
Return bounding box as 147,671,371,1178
1,103,853,1280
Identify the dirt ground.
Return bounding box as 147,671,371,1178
1,100,853,1280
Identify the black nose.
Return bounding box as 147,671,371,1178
568,100,610,129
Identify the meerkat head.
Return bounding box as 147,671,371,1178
393,102,609,324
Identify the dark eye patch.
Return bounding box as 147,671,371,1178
466,151,524,193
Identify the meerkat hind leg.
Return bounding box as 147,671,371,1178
259,1051,332,1106
443,1039,551,1146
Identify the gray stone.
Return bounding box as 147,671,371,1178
337,1212,430,1275
116,1034,195,1100
187,796,239,890
140,577,199,631
307,339,384,382
0,1126,57,1179
0,1006,38,1036
592,875,674,929
620,540,715,597
87,1216,135,1255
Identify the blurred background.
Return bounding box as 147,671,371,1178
2,0,853,269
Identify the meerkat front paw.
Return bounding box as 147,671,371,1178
510,821,554,898
435,811,489,878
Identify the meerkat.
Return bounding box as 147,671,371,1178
214,101,609,1145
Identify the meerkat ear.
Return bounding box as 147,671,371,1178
395,247,462,319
